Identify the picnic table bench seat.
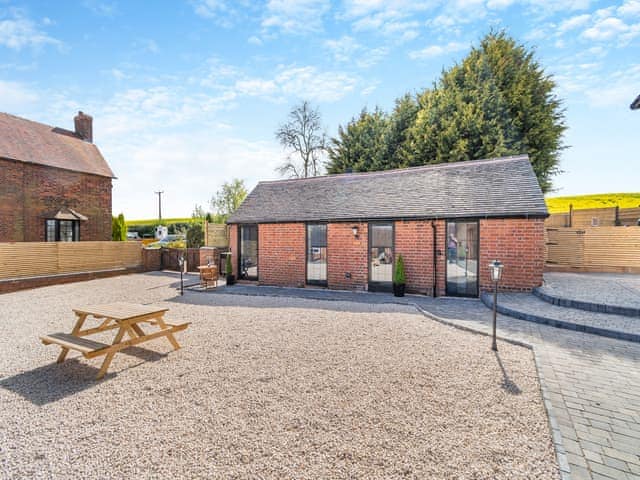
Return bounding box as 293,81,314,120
40,302,190,379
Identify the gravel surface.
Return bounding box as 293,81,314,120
0,272,558,479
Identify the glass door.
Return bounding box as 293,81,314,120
239,225,258,280
369,222,393,292
306,224,327,285
445,220,479,297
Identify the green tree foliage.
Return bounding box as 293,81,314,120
186,222,204,248
210,179,248,223
327,107,388,173
191,204,207,222
327,32,566,192
225,253,233,276
111,213,126,241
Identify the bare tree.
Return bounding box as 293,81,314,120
275,101,327,178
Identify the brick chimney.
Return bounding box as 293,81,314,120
74,111,93,142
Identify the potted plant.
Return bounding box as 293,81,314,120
393,254,406,297
225,254,235,285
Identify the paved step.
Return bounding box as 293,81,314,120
481,291,640,343
536,272,640,318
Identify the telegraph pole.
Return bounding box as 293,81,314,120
154,191,164,223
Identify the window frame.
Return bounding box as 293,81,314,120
368,221,394,292
44,219,80,242
305,222,328,287
237,224,259,281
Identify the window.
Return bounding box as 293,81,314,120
45,219,80,242
307,224,327,285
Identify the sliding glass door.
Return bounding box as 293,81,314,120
306,223,327,285
239,225,258,280
369,222,393,292
445,220,478,297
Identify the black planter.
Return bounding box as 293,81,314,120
226,274,236,286
393,283,405,297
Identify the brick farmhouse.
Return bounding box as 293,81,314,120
227,155,548,297
0,112,114,242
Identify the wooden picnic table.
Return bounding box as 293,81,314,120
41,302,190,380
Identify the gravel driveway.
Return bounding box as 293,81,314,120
0,272,558,479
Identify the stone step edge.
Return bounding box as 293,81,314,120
533,287,640,318
480,292,640,344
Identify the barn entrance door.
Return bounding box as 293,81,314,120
445,220,479,297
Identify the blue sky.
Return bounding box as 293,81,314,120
1,0,639,219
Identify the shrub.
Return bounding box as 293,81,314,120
225,254,233,276
186,223,204,248
112,213,126,241
393,254,406,285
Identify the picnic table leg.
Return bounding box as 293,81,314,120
96,325,128,380
57,313,88,363
155,315,181,350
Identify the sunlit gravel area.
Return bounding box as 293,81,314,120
0,272,558,479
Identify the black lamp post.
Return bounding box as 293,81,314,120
488,259,504,351
178,255,185,296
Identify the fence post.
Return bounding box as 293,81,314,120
615,205,621,226
568,203,573,227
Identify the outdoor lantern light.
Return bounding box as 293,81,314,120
489,259,504,283
488,260,503,351
178,255,185,296
352,226,359,238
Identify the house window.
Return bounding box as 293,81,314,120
45,219,80,242
306,223,327,285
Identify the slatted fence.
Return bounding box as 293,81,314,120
0,241,143,280
546,227,640,273
205,223,229,248
546,206,640,228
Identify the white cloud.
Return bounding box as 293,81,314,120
409,41,468,59
341,1,432,42
324,36,389,67
0,9,62,50
234,78,278,96
486,0,515,9
618,0,640,17
275,66,358,102
81,1,117,17
261,0,331,35
558,14,591,33
0,80,39,111
582,16,640,43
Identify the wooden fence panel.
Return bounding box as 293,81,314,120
618,207,640,226
545,227,640,273
205,223,229,248
0,241,143,280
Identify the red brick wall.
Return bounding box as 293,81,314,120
327,222,368,290
226,217,544,294
479,218,545,293
257,223,306,287
0,158,112,242
394,219,446,296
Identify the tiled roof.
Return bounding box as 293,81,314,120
228,155,548,224
0,112,114,178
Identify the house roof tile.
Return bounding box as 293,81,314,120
0,112,114,178
227,155,548,224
